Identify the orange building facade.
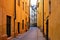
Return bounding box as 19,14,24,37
0,0,30,40
37,0,60,40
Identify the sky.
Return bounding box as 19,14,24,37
30,0,37,15
30,0,37,5
30,0,37,23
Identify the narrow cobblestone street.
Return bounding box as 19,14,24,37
12,27,45,40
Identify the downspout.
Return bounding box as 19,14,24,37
43,0,44,36
14,0,16,37
29,0,30,29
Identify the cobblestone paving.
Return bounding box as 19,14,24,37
12,27,45,40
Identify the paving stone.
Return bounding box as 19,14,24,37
12,27,45,40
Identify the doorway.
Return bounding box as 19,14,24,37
18,22,20,33
46,19,49,40
6,15,11,37
22,20,24,29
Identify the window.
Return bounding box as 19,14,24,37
22,20,24,29
25,2,27,12
37,3,39,7
23,2,24,10
49,0,51,14
18,0,20,6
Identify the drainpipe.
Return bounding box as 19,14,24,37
2,0,3,35
29,0,30,29
14,0,16,37
43,0,44,36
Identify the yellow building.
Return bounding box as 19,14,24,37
49,0,60,40
37,0,60,40
0,0,14,40
0,0,30,40
37,0,43,31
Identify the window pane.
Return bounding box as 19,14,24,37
18,0,20,6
